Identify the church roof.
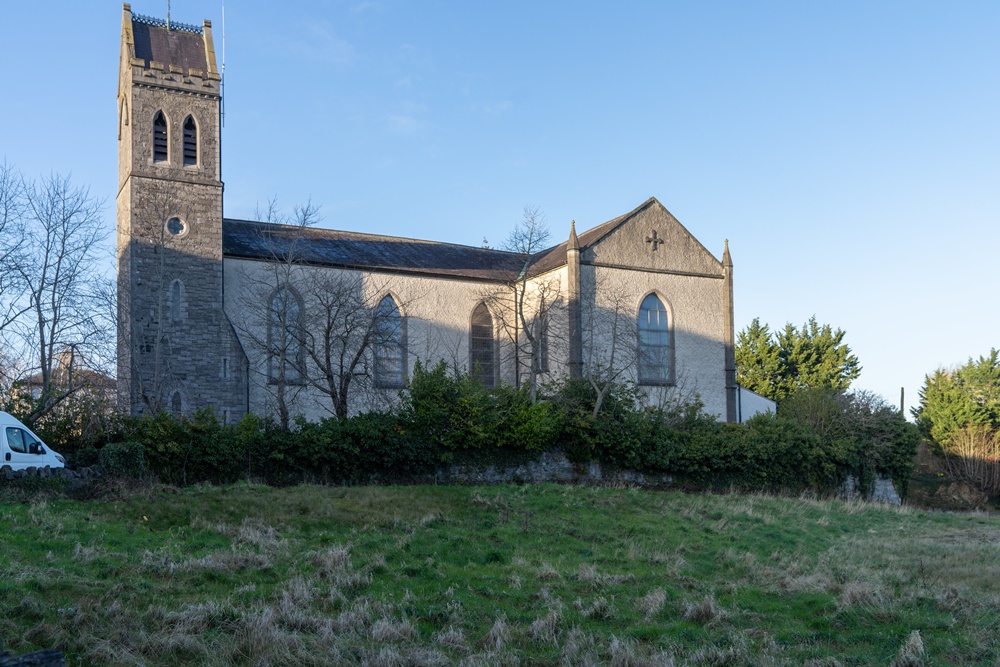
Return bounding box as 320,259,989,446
222,219,526,281
131,12,208,73
223,197,721,281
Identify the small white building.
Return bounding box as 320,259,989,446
735,386,777,423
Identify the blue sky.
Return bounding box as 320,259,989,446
2,1,998,415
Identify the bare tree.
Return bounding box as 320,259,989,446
484,205,563,402
300,271,412,418
234,199,421,422
0,161,27,396
232,198,320,429
581,279,639,417
0,161,28,339
8,172,108,424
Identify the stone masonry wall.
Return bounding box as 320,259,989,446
118,46,246,418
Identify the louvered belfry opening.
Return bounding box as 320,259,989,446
153,112,168,162
182,116,197,166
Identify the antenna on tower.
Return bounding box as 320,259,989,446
166,0,171,30
221,0,226,127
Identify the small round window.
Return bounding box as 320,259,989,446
166,217,187,237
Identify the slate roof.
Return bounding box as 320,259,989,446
222,197,711,281
132,15,207,72
222,219,528,282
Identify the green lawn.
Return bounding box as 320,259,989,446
1,483,998,665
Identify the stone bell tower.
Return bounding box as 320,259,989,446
117,3,245,418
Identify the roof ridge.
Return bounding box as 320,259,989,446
575,197,658,249
132,12,203,34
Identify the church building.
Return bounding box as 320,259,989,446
116,4,739,424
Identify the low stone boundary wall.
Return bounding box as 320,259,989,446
0,465,102,483
0,637,65,667
839,475,901,505
435,450,674,488
0,465,104,497
0,453,901,504
435,450,901,504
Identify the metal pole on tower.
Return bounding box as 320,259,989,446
167,0,171,30
221,0,226,128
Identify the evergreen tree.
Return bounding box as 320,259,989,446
735,318,781,398
736,316,861,401
914,349,1000,447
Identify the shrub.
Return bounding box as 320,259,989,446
779,387,920,493
939,425,1000,497
297,411,438,482
401,360,561,452
72,447,100,468
98,441,146,479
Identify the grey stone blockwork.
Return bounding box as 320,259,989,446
117,10,247,419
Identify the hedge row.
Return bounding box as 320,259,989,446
64,362,919,495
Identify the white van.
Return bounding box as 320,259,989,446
0,411,65,471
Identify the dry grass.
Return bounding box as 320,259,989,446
683,594,724,624
537,561,562,581
608,635,676,667
529,608,562,645
432,626,467,653
891,630,925,667
635,588,666,619
483,616,510,652
2,484,1000,665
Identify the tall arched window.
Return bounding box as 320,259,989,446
170,390,182,416
638,293,671,385
268,286,303,383
153,111,168,163
182,116,198,166
470,302,496,388
169,279,183,322
532,313,549,374
374,295,405,388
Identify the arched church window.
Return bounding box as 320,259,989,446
153,111,168,163
470,302,496,388
170,390,182,416
182,116,198,166
169,279,183,322
374,295,405,388
532,312,549,374
268,286,303,383
638,293,672,385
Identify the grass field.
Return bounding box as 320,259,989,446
1,483,998,666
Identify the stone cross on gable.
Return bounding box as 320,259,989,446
645,230,665,251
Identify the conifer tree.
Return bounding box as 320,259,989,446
736,316,861,401
914,349,1000,447
735,318,781,398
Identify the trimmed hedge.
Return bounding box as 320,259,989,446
97,441,146,479
66,366,919,496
